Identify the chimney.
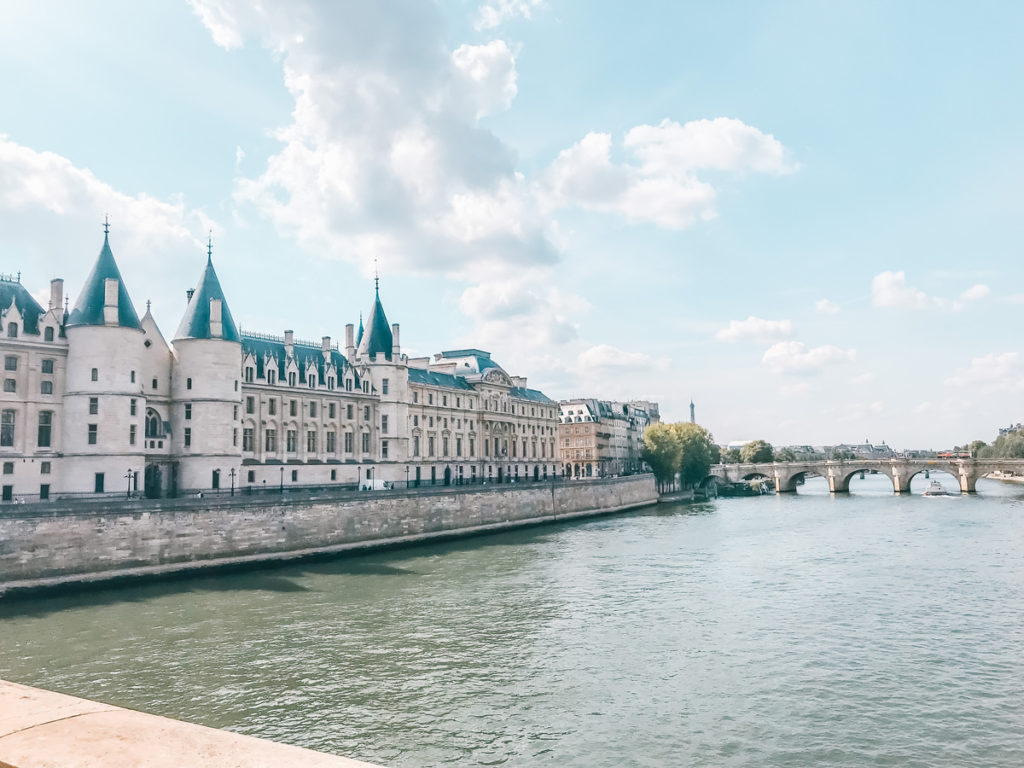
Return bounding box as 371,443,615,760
49,279,64,312
103,278,119,325
284,329,294,359
391,323,400,356
186,288,195,304
322,335,331,353
209,298,223,338
345,323,355,361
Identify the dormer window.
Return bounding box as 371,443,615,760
6,323,16,338
328,377,335,390
289,372,296,387
309,375,316,388
268,369,276,385
245,367,254,383
44,327,54,342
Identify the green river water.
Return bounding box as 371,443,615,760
2,473,1023,767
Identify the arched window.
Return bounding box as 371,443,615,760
145,409,164,439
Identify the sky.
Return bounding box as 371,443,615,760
2,0,1023,449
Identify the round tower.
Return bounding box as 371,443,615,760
62,222,147,496
170,240,242,493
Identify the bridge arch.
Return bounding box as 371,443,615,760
776,469,829,494
832,465,897,493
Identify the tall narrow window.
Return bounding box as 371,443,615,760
44,327,54,341
42,359,54,374
185,403,192,420
91,368,98,381
184,428,191,448
382,378,389,395
88,424,98,445
4,356,17,371
186,377,192,390
129,424,137,446
381,415,388,434
7,323,17,338
130,398,137,416
37,411,52,448
89,397,98,415
307,430,317,452
0,410,14,447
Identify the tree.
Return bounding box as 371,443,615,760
641,423,683,490
969,439,987,458
775,447,797,462
831,448,856,460
722,448,742,464
740,439,774,463
674,423,717,488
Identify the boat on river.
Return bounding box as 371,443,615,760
924,479,950,496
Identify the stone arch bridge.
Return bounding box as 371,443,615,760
710,458,1024,494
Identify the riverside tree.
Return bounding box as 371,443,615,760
641,423,683,491
740,439,774,463
641,422,719,491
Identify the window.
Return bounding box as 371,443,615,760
344,432,353,453
184,428,191,448
326,431,336,453
443,395,447,406
287,430,297,452
361,432,370,453
268,398,277,415
382,440,389,459
456,437,462,457
413,391,419,404
246,396,255,414
129,424,136,446
310,401,317,418
130,398,137,416
247,470,256,483
233,428,238,447
41,461,51,474
428,436,435,456
245,367,254,383
331,469,337,481
346,379,352,391
187,377,192,390
233,405,238,420
40,484,50,501
2,462,11,474
428,393,433,405
3,379,14,393
309,375,316,389
4,356,16,371
42,359,54,374
381,415,388,434
288,372,296,387
329,403,336,418
290,400,297,417
41,381,53,395
2,485,11,501
268,369,276,384
243,428,254,452
328,377,335,391
44,327,54,341
88,397,98,415
291,469,298,482
7,323,16,338
152,378,158,389
382,378,389,395
347,405,353,420
307,430,317,452
38,411,52,448
413,435,420,457
470,438,475,457
413,415,418,427
443,437,449,456
364,406,370,421
131,370,136,383
94,473,104,493
265,429,277,452
3,409,18,446
91,368,98,381
184,403,192,420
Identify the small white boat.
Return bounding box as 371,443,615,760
924,479,950,496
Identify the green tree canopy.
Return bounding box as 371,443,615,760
641,423,683,487
740,439,774,463
674,422,718,488
722,447,742,464
977,430,1024,458
774,447,796,462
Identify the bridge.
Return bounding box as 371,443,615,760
709,458,1024,494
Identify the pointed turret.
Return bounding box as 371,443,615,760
174,242,239,341
357,284,393,360
356,313,364,346
67,225,142,329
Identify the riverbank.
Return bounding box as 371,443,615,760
0,475,656,595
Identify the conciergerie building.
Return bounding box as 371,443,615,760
0,226,560,501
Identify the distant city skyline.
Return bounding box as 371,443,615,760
2,1,1022,449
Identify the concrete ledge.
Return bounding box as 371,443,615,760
0,495,656,596
0,679,383,768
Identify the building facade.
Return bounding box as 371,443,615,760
0,231,559,501
558,398,659,478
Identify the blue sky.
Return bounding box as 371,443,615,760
2,0,1023,448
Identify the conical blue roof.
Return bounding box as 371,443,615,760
357,288,393,359
174,253,240,342
356,313,364,345
67,233,142,329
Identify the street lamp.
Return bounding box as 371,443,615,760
229,468,236,497
405,465,409,490
124,468,132,498
279,466,284,494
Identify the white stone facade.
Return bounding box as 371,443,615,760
558,398,659,478
0,236,560,501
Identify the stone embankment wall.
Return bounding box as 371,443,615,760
0,475,656,593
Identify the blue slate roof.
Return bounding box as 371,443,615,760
0,277,44,335
437,349,503,374
174,255,240,342
67,234,142,329
408,367,475,391
241,333,358,387
357,288,393,359
511,386,555,404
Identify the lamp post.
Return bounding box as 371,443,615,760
405,465,409,490
279,466,284,494
124,468,132,498
370,465,375,490
229,468,236,497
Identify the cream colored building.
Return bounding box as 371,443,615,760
558,398,658,478
0,229,559,501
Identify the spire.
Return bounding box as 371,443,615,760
356,312,364,345
357,281,393,360
67,225,142,329
374,256,379,295
174,244,240,342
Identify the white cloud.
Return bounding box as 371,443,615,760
815,298,839,315
452,40,518,118
945,352,1024,392
577,344,660,372
959,284,990,302
474,0,544,30
186,0,244,49
541,118,794,229
715,316,794,343
872,270,932,309
852,372,875,384
235,145,245,169
762,341,856,375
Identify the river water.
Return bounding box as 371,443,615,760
2,474,1023,767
